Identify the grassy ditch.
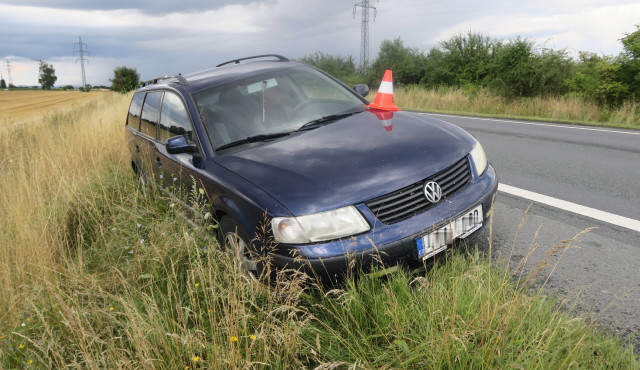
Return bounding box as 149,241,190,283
0,91,637,368
395,86,640,129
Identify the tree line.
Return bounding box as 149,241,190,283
302,26,640,107
26,25,639,105
20,62,140,92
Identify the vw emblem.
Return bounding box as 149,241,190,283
423,181,442,203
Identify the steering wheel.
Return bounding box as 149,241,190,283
289,99,316,119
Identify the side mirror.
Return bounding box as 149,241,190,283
166,135,198,154
353,84,369,97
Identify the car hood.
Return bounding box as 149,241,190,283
215,110,476,216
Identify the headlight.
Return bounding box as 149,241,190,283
271,206,370,244
469,140,488,176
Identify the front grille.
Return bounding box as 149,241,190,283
365,157,471,224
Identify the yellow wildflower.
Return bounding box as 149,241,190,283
109,307,115,311
249,334,257,340
194,283,200,287
198,188,205,195
18,344,25,349
192,356,200,362
27,360,33,365
230,336,238,342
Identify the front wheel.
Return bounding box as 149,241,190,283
219,216,259,281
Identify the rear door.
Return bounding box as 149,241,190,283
155,91,202,204
125,93,145,171
137,91,164,182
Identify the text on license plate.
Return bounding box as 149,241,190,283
416,204,483,259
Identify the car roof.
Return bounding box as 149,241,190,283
136,55,306,94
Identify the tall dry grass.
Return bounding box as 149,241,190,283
0,91,131,319
395,86,640,128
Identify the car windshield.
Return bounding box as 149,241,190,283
194,66,366,149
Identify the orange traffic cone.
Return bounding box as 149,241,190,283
366,70,400,111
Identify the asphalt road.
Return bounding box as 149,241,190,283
424,113,640,353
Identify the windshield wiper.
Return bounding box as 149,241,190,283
296,108,365,131
215,132,290,151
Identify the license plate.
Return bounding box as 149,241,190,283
416,204,483,259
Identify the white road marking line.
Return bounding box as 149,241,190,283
424,113,640,136
498,183,640,233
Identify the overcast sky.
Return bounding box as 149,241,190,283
1,0,638,87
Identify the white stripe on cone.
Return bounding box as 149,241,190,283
378,80,393,95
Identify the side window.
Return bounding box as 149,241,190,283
127,93,145,130
140,91,163,138
159,92,193,142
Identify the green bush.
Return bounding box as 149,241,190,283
110,66,140,93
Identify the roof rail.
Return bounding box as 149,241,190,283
216,54,290,68
140,74,188,87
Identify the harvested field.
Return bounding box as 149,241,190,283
0,90,111,124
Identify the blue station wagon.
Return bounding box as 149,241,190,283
125,55,498,283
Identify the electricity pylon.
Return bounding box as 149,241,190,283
73,36,90,89
353,0,377,73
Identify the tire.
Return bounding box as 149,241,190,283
219,216,259,281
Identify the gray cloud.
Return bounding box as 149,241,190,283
1,0,638,86
3,0,266,14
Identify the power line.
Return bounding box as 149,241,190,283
353,0,377,73
73,36,90,88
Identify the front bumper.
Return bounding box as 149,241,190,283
268,164,498,283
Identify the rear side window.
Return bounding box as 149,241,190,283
127,93,145,129
140,92,163,138
159,92,193,142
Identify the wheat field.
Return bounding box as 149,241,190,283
0,90,110,124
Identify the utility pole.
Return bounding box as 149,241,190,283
353,0,377,73
5,60,13,87
73,36,90,89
